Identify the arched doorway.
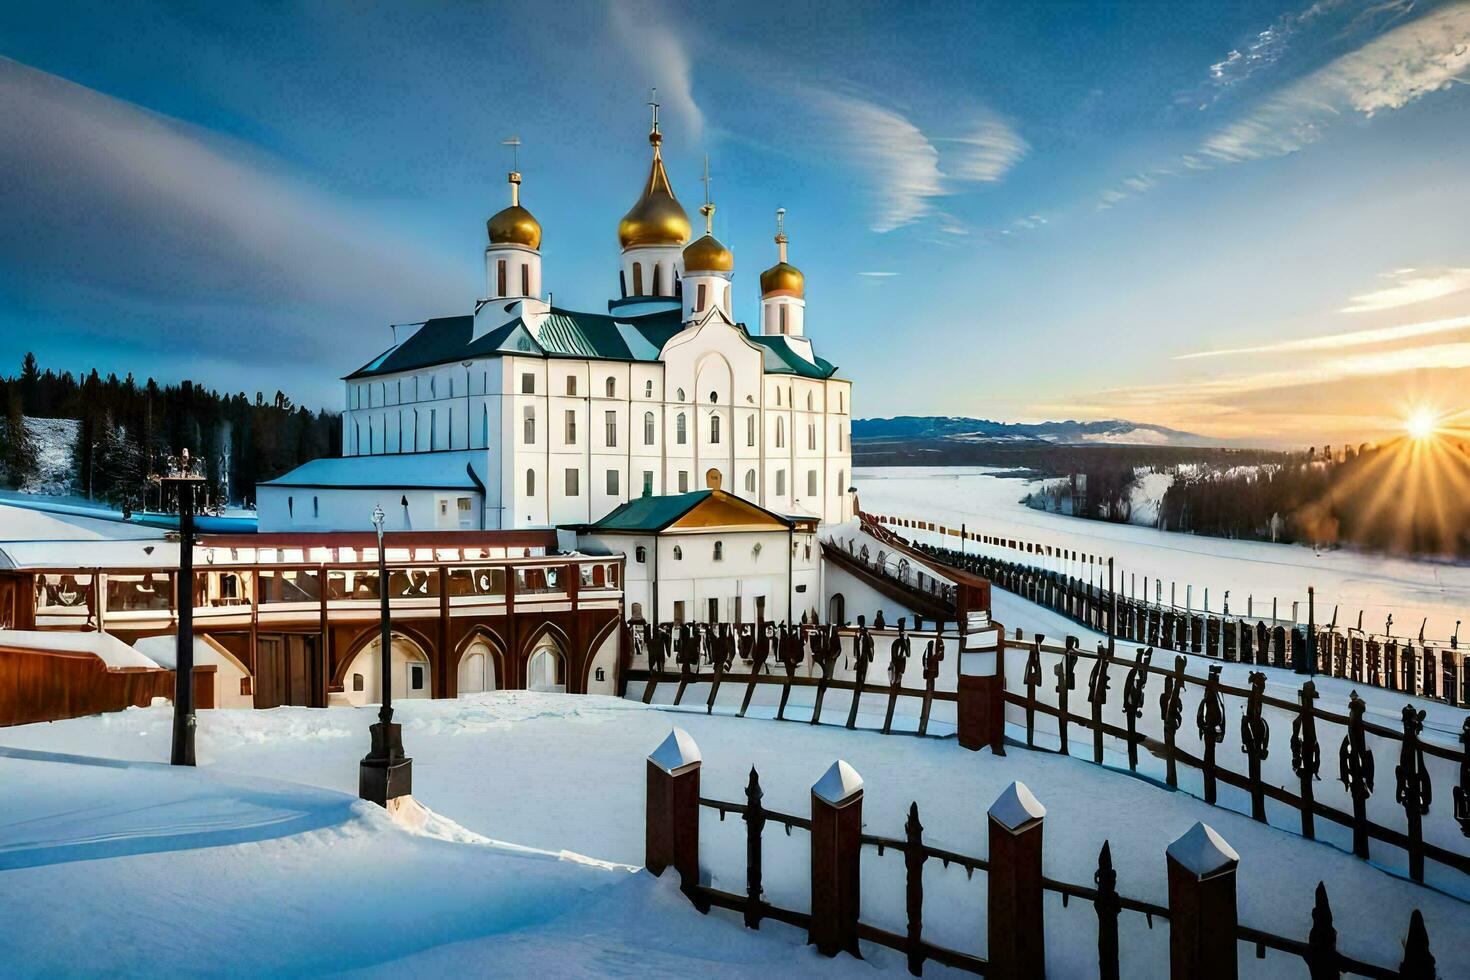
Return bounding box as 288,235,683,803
342,632,431,707
526,636,568,693
458,639,499,696
828,593,846,626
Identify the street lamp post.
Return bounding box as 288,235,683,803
359,503,413,807
161,449,205,767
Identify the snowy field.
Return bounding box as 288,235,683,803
854,466,1470,641
2,694,1464,978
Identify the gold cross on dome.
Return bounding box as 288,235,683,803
648,87,660,133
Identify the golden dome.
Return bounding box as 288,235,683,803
487,172,541,249
760,260,804,298
618,132,691,249
761,209,803,297
684,233,733,273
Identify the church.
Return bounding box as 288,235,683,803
258,107,854,535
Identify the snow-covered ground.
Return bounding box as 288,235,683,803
854,466,1470,642
2,694,1463,977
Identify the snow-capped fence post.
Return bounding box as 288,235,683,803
809,760,863,958
646,727,704,910
987,781,1046,980
1166,822,1239,980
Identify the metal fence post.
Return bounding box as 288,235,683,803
1166,822,1239,980
810,760,864,957
987,781,1046,979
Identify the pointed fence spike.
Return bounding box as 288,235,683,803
1399,909,1435,980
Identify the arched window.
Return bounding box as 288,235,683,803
497,259,507,296
776,417,785,448
747,415,755,446
709,390,718,403
643,411,656,445
807,392,813,411
605,377,616,398
652,264,662,295
676,388,685,401
775,387,782,407
632,262,643,295
644,379,654,398
526,469,536,496
481,405,489,447
838,391,845,413
744,470,756,492
673,545,683,561
713,541,723,561
635,546,647,563
710,415,721,444
523,406,536,445
676,413,687,445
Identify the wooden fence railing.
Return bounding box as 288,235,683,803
644,730,1441,979
1002,634,1470,887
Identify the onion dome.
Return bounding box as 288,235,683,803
683,200,732,273
487,172,541,249
618,124,691,250
760,208,804,298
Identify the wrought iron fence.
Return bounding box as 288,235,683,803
645,732,1441,979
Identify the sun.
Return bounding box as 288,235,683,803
1404,408,1439,441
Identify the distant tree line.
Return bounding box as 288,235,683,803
1157,443,1470,557
0,352,340,508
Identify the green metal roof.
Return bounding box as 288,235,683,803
583,489,797,533
345,305,839,380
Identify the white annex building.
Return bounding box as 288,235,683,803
258,108,853,534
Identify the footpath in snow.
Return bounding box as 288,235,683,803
1,692,1463,978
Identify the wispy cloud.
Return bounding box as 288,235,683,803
1340,266,1470,313
857,271,900,278
802,90,1026,233
1200,3,1470,163
1174,314,1470,359
609,0,704,139
0,56,461,365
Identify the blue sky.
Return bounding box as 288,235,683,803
1,0,1468,446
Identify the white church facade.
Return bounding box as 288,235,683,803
258,109,853,534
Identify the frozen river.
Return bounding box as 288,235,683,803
853,466,1470,643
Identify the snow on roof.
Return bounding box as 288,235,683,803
0,498,166,544
1166,822,1239,878
133,634,243,674
0,629,161,670
647,727,701,774
0,539,182,570
812,760,863,806
259,451,488,491
988,781,1046,832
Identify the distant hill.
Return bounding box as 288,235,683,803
852,416,1220,448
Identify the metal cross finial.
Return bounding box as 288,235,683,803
701,154,712,206
648,87,660,133
699,155,714,233
776,207,786,238
501,135,521,172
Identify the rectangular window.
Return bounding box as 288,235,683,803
565,409,577,444
775,469,786,496
678,471,689,493
565,468,580,496
606,469,619,496
642,470,654,496
566,375,577,396
755,596,766,622
457,497,473,528
523,406,536,445
707,597,719,623
497,260,507,296
520,263,530,296
430,409,438,451
807,470,817,497
747,415,755,446
696,283,707,311
605,410,617,447
521,372,535,394
673,600,685,625
808,423,816,450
